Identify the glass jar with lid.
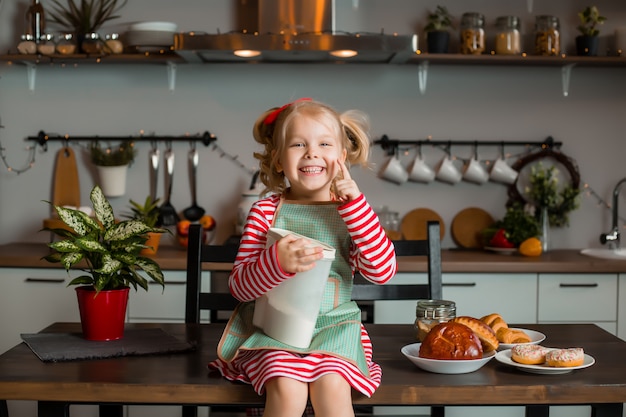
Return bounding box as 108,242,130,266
460,12,485,55
56,33,76,55
17,34,37,54
81,32,103,54
415,299,456,341
104,33,124,54
535,15,560,56
37,33,55,55
495,16,521,55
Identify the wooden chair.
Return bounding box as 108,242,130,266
352,220,444,417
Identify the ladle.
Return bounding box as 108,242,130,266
182,142,205,221
157,141,180,226
148,141,159,202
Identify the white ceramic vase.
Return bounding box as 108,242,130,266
96,165,128,197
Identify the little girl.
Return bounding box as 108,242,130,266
209,98,397,417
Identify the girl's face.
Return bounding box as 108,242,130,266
276,113,346,201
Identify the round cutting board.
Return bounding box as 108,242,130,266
401,208,445,240
451,207,494,249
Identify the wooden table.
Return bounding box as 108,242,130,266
0,323,624,417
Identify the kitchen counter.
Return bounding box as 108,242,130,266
1,242,626,273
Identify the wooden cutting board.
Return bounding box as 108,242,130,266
451,207,494,249
401,208,445,240
43,148,80,232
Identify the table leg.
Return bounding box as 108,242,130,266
38,401,69,417
526,405,549,417
592,403,624,417
0,400,8,417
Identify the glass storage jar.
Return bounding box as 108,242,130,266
104,33,124,54
460,12,485,55
495,16,521,55
535,15,560,56
415,299,456,341
56,33,76,55
37,33,55,55
17,34,37,54
81,32,103,54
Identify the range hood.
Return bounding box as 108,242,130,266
174,0,418,64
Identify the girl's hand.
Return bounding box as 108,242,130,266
276,234,324,273
333,159,360,203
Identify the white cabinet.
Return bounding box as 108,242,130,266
538,273,618,335
0,268,98,417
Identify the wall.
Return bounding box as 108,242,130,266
0,0,625,249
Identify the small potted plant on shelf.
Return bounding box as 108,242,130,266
42,185,167,341
124,196,163,255
46,0,128,53
575,5,607,56
424,5,454,54
90,140,136,197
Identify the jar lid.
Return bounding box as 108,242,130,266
416,299,456,319
58,33,74,41
39,33,54,41
105,33,120,40
83,32,101,40
495,16,521,30
21,34,35,41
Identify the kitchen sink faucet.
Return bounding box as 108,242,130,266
600,177,626,249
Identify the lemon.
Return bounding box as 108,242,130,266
519,237,542,257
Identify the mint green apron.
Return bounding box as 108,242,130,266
216,200,369,376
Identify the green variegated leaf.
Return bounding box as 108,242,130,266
130,269,149,291
54,205,90,236
113,251,136,265
91,186,115,229
105,220,151,241
49,239,81,253
68,275,95,286
75,209,102,233
96,253,123,274
41,227,76,239
61,252,84,269
74,237,107,253
135,257,165,287
42,252,63,263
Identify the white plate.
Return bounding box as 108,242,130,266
495,349,595,374
401,343,495,374
128,21,178,32
485,246,517,255
498,328,546,351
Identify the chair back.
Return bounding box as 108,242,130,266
185,224,240,323
351,221,442,323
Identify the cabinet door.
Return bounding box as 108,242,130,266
127,270,212,323
0,268,80,354
443,273,537,324
538,274,617,324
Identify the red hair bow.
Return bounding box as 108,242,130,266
263,97,312,125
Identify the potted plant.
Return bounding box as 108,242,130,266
47,0,128,53
43,185,167,341
575,6,607,56
124,196,163,255
424,5,454,54
90,140,136,197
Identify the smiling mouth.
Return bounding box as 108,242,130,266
300,166,324,174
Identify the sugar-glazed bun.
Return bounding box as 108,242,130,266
419,322,483,360
511,344,550,365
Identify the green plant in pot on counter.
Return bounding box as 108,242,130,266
575,6,607,56
90,140,136,197
424,5,454,53
123,195,164,255
42,185,166,340
482,203,541,248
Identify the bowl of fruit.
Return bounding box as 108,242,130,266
177,215,216,248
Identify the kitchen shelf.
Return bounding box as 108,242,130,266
0,52,183,92
2,52,625,95
407,53,626,96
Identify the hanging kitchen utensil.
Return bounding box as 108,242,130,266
149,140,160,202
158,141,179,226
182,142,205,222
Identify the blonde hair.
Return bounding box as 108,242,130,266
253,99,371,195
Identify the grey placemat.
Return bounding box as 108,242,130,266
21,328,195,362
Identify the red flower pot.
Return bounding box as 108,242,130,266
76,286,129,341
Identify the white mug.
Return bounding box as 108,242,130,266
462,158,489,184
378,156,408,185
490,158,518,184
408,156,435,183
435,156,462,184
